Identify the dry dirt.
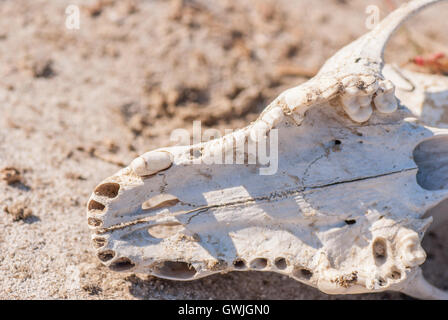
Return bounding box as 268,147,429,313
1,0,448,299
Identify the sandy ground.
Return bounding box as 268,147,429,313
1,0,448,299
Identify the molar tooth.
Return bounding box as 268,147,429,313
358,95,372,108
398,230,426,268
130,151,173,176
374,91,397,113
340,95,360,114
374,81,397,113
341,92,373,123
347,105,373,123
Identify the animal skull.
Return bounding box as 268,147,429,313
87,0,448,299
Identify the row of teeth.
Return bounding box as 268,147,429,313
340,80,397,123
129,80,397,177
129,106,285,176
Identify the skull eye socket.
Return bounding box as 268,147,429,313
413,135,448,191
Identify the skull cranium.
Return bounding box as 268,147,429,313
87,0,448,299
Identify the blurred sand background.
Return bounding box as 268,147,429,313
1,0,448,299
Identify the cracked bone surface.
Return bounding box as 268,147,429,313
87,0,448,299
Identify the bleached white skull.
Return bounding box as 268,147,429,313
87,0,448,299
